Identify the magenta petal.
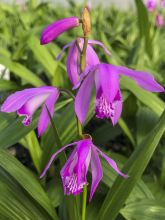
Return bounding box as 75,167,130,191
96,146,128,178
79,38,100,68
156,14,164,27
85,44,100,70
1,86,54,113
89,146,103,202
88,39,112,56
95,64,119,103
75,71,95,124
76,139,91,186
146,0,157,12
37,88,60,137
66,41,80,86
111,90,123,125
40,17,79,45
56,41,74,60
117,66,164,92
17,93,50,116
40,142,78,178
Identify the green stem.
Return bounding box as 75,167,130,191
82,186,87,220
80,36,89,220
77,118,83,138
45,105,66,165
80,36,88,72
60,88,75,99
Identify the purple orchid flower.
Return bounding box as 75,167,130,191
57,38,111,87
40,138,128,201
1,86,60,136
160,0,165,8
75,63,164,125
40,17,80,45
146,0,157,12
155,13,164,27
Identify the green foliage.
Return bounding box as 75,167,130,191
0,0,165,220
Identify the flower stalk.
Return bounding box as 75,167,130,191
80,6,91,220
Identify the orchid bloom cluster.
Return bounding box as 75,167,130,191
146,0,165,27
1,7,164,201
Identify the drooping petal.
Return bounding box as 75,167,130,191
60,139,91,196
37,88,60,136
78,38,100,69
61,149,79,195
111,90,123,125
88,39,112,56
161,0,165,8
117,65,164,92
17,93,50,126
85,44,100,71
1,86,54,113
76,139,92,186
89,146,103,202
75,70,95,124
95,64,119,103
66,41,80,86
60,147,78,178
96,146,128,178
56,41,75,60
40,17,80,45
17,93,50,116
146,0,157,12
40,142,78,178
155,14,164,27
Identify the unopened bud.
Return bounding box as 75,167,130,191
82,7,91,36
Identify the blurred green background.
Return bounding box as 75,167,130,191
0,0,165,220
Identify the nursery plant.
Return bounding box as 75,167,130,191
0,0,165,220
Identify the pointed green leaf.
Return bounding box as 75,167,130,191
98,109,165,220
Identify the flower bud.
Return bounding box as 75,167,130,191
82,7,91,36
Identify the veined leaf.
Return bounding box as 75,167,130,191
0,79,20,91
121,76,165,116
0,99,72,149
98,109,165,220
28,36,58,77
20,131,43,173
135,0,152,57
0,150,58,220
121,199,165,220
0,55,44,86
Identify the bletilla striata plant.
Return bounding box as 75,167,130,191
1,6,164,220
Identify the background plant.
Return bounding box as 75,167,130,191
0,0,165,220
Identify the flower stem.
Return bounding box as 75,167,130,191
79,35,89,220
80,36,88,72
82,185,87,220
